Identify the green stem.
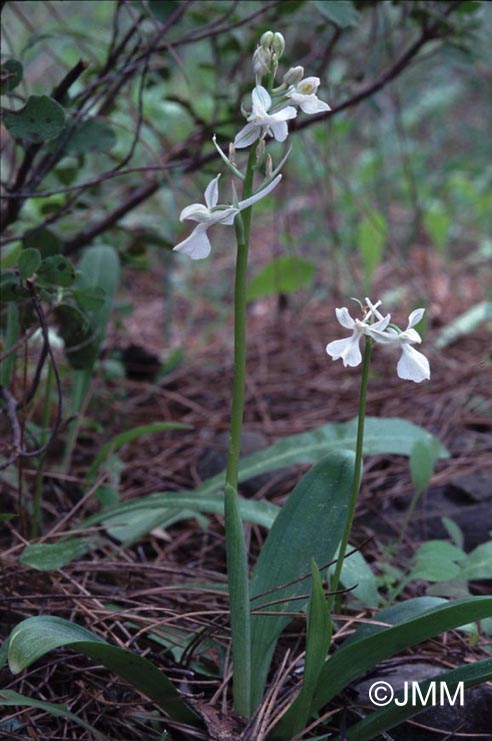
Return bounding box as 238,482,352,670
330,339,372,598
224,147,256,717
31,362,54,538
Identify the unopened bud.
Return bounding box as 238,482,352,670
283,65,304,86
260,30,274,49
253,46,270,80
272,32,285,58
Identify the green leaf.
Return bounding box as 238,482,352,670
409,437,442,496
246,255,316,301
51,117,116,156
273,561,332,739
87,422,190,480
343,659,492,740
23,226,61,258
18,248,41,279
337,546,379,608
7,616,202,727
409,540,466,582
249,452,355,709
64,418,445,567
37,255,76,287
311,596,492,712
313,0,361,27
458,542,492,580
434,301,492,349
19,538,92,571
3,95,65,143
216,417,447,494
1,59,23,94
357,211,387,287
0,690,111,741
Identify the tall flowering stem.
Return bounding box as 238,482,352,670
330,338,372,595
224,147,257,716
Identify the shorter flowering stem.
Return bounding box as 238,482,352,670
330,338,372,597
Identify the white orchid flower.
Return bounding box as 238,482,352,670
326,299,390,368
286,76,331,114
234,86,297,149
174,173,282,260
370,308,430,383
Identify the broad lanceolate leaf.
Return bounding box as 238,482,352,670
3,95,65,143
272,561,332,739
7,616,202,727
311,596,492,713
19,538,93,571
0,690,111,741
343,659,492,741
249,452,355,710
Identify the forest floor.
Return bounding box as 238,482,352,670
1,246,491,740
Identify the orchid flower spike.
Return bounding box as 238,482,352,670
173,173,282,260
370,308,431,383
326,299,390,368
286,76,331,114
234,86,297,149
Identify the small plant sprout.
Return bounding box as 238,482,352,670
327,298,430,383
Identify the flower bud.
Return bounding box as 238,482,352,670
260,30,274,49
253,46,270,80
283,65,304,86
272,32,285,58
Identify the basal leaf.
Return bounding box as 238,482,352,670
249,451,354,709
7,616,202,727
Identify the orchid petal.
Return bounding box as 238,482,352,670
204,175,220,209
252,85,272,111
326,334,362,367
180,203,213,223
270,120,289,142
335,307,356,330
407,308,425,328
397,345,430,383
173,224,212,260
238,174,282,210
234,123,261,149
